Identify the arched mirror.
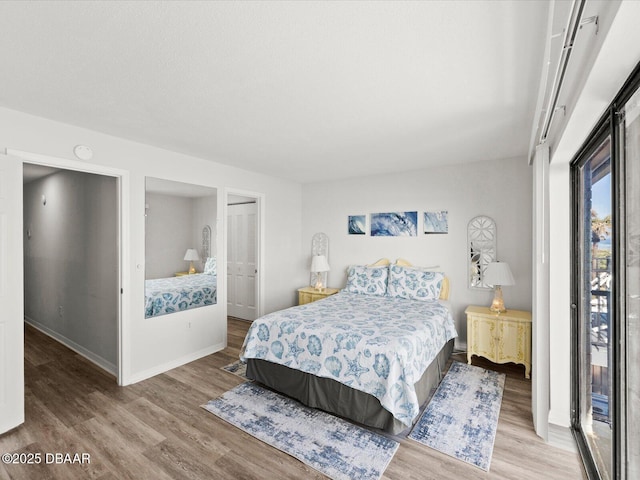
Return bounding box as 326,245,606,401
145,177,218,318
310,232,329,289
468,215,496,289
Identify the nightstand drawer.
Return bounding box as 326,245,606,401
298,287,340,305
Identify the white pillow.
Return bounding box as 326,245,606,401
387,264,443,301
345,265,388,296
204,256,217,276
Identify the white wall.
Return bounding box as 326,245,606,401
0,106,304,385
301,156,533,346
145,192,194,279
145,190,218,278
23,169,118,373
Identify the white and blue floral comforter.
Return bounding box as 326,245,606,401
145,274,217,318
240,291,457,427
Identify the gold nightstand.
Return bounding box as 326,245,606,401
465,305,532,378
175,271,190,277
298,287,340,305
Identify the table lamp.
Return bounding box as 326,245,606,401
183,249,200,274
310,255,330,291
484,261,515,313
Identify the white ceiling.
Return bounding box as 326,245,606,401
0,1,549,183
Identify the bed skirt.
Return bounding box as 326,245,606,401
245,338,454,435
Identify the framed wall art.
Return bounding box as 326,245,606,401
424,211,448,234
348,215,366,235
370,211,417,237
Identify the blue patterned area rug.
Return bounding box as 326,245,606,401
202,382,399,480
408,362,505,471
221,359,248,379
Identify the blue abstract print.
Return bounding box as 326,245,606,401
348,215,366,235
424,210,449,233
370,211,418,236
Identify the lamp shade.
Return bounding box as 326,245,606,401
484,262,515,286
183,249,200,261
310,255,330,273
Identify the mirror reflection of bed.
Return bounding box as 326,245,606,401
241,258,456,434
144,177,218,318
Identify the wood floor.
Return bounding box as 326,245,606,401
0,319,585,480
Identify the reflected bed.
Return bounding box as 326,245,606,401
145,273,217,318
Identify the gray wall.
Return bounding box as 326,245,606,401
301,156,533,347
23,168,118,371
192,194,218,264
145,192,194,279
145,192,218,278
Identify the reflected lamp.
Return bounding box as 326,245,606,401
183,248,200,274
484,261,515,313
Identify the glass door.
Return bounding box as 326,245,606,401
621,84,640,479
575,133,614,480
572,64,640,480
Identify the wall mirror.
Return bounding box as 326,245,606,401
145,177,218,318
310,232,330,289
467,215,496,289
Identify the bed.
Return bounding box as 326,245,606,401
144,272,217,318
240,259,457,434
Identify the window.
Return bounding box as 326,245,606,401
574,133,613,478
571,62,640,480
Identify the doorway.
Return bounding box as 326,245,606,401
573,134,613,478
571,62,640,479
1,150,126,435
226,192,261,321
23,163,120,376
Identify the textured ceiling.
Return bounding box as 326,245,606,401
0,1,549,183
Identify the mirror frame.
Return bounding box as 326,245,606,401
467,215,497,289
144,177,219,318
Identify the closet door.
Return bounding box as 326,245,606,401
0,154,24,433
227,203,257,320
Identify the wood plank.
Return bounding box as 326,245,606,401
82,391,166,451
72,418,172,480
142,439,229,480
126,396,230,461
0,317,585,479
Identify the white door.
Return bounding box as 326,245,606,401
0,154,24,433
227,203,257,320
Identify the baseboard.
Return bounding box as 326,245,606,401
24,316,117,377
124,342,226,385
454,339,467,353
547,423,578,453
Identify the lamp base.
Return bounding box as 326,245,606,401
188,262,196,275
489,285,507,313
312,271,326,292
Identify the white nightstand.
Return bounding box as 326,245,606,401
465,305,532,378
